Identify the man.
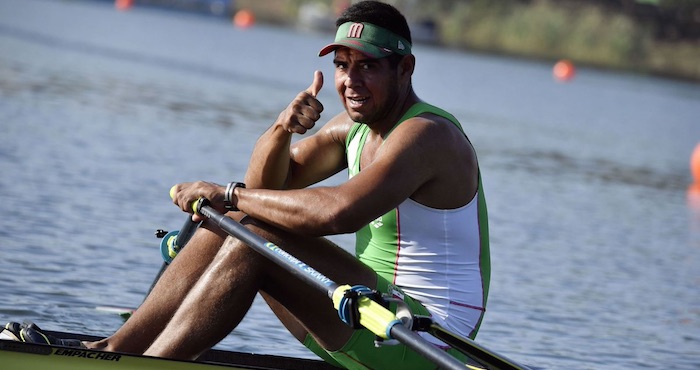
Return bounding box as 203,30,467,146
5,1,490,369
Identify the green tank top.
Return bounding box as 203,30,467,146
344,102,491,318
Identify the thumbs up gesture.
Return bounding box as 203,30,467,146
277,71,324,134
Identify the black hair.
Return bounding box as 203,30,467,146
336,1,412,45
336,1,412,68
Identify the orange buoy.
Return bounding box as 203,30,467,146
115,0,133,11
233,9,255,28
553,59,575,82
691,143,700,184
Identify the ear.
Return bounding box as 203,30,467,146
399,54,416,78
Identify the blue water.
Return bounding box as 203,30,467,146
1,0,699,368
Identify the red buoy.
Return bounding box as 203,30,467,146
115,0,133,11
553,59,575,82
233,9,255,28
691,143,700,184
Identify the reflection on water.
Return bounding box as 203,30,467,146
688,184,700,247
0,42,277,130
501,149,689,191
0,22,300,91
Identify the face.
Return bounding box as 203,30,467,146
333,48,406,127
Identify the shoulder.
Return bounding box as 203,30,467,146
386,112,478,208
381,112,477,179
318,111,356,145
388,113,470,152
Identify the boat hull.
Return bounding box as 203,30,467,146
0,330,336,370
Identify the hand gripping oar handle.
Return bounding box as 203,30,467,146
161,187,202,263
170,187,201,247
189,198,477,370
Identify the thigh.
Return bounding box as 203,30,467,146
240,218,376,351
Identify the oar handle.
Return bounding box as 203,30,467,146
175,217,199,247
168,186,204,238
161,186,201,263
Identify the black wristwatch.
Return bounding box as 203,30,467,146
223,182,246,211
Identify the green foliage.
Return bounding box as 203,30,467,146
242,0,700,80
440,0,654,69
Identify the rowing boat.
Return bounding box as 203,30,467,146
0,330,337,370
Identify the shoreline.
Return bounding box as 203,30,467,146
235,0,700,83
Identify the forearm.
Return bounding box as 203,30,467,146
235,186,363,236
244,122,294,190
244,76,324,190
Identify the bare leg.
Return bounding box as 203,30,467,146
143,233,262,358
256,223,377,350
85,222,227,353
143,218,376,359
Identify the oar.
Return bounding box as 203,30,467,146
146,217,201,297
96,218,201,319
414,317,530,370
188,197,528,370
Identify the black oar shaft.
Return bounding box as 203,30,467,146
429,324,528,370
146,218,201,298
175,218,199,247
390,325,473,370
198,204,339,297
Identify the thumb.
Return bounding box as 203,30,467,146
307,70,323,97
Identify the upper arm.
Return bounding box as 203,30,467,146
330,118,447,228
286,112,355,189
330,115,477,230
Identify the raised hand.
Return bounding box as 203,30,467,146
276,71,324,134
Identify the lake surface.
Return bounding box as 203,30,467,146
1,0,699,369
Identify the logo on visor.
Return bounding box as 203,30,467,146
347,23,364,38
